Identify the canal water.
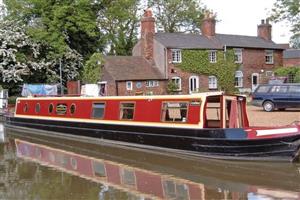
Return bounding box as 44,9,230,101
1,123,300,199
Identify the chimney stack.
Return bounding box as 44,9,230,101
257,18,272,41
201,11,216,37
141,9,155,60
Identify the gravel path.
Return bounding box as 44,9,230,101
247,105,300,127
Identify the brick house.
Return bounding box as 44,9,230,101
283,49,300,67
101,10,285,96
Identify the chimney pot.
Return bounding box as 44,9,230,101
140,9,155,60
201,11,216,37
257,19,272,40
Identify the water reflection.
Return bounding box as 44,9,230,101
2,126,300,199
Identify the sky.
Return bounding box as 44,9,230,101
201,0,292,44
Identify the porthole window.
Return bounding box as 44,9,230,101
49,103,54,114
23,103,28,113
35,103,40,113
70,104,76,115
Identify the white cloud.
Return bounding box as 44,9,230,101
201,0,292,43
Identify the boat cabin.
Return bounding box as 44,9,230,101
15,92,249,129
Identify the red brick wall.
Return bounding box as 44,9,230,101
242,49,283,88
283,58,300,67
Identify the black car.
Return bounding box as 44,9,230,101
251,84,300,112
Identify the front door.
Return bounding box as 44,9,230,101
251,73,259,92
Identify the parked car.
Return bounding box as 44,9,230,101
251,84,300,112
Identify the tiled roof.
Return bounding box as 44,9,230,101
104,56,165,81
155,33,285,50
283,49,300,59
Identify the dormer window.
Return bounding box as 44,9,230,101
209,50,217,63
265,50,274,64
234,49,243,63
171,49,182,63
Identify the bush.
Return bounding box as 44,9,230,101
274,66,300,83
8,96,18,105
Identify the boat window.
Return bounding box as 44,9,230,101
92,161,106,178
48,103,54,114
205,102,221,128
120,102,135,120
92,103,105,119
70,104,76,115
23,103,28,113
161,102,188,122
56,104,67,115
35,103,40,113
163,180,189,200
70,157,77,170
120,168,136,187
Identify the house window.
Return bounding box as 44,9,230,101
208,76,218,89
265,71,274,77
189,76,199,93
171,77,182,91
265,50,274,64
146,80,159,87
209,50,217,63
126,81,133,91
120,102,135,120
234,49,242,63
171,49,182,63
234,71,243,88
161,102,188,122
92,103,105,119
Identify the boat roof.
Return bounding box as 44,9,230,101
17,91,225,101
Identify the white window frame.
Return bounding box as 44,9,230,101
234,71,243,88
208,76,217,89
209,50,217,63
171,49,182,63
189,76,199,94
265,50,274,64
234,49,243,63
126,81,133,91
265,71,274,77
171,77,182,91
146,80,159,87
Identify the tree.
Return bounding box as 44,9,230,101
3,0,105,58
290,33,300,48
148,0,208,33
82,53,103,83
97,0,140,55
270,0,300,45
0,19,82,91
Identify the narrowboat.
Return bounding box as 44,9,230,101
5,92,300,162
